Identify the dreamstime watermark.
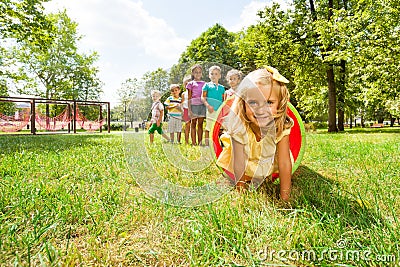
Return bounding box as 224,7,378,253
256,239,398,264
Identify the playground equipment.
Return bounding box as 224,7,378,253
0,96,110,134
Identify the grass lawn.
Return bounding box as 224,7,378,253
0,128,399,266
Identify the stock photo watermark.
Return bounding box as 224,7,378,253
256,239,398,265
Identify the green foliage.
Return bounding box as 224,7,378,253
386,98,400,118
235,0,400,127
177,24,241,69
0,86,15,114
1,9,102,102
0,0,52,46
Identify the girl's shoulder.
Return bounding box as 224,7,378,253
276,127,291,143
155,101,164,109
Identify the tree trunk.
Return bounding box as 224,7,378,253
390,115,395,127
350,114,353,129
310,0,338,132
327,65,338,132
337,59,346,131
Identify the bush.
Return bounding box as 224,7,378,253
103,123,123,131
313,121,328,129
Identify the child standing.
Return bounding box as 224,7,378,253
225,69,243,98
186,64,206,146
201,65,226,146
148,90,170,144
221,69,244,129
181,75,192,145
216,67,294,201
164,84,182,143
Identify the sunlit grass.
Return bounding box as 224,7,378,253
0,128,399,266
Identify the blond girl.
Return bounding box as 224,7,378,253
216,67,294,201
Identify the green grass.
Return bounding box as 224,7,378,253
0,129,399,266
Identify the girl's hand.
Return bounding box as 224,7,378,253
188,108,194,118
156,121,161,127
207,105,214,113
280,188,291,201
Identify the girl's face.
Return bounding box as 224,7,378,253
152,93,161,101
228,74,240,89
192,67,202,81
171,87,180,98
209,69,221,83
244,84,279,128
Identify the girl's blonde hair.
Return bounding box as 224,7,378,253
232,68,293,137
151,90,161,98
226,69,243,82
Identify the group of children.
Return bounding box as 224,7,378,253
148,64,294,201
149,64,239,145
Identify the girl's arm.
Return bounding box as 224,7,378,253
157,108,163,127
277,135,292,201
202,90,214,113
188,88,192,113
231,138,248,186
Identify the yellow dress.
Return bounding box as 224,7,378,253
216,117,291,184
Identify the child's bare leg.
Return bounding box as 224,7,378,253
185,122,190,144
149,133,154,144
177,132,181,143
197,117,204,145
190,119,197,145
161,131,170,141
205,130,209,146
170,133,174,143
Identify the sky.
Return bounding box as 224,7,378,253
43,0,289,107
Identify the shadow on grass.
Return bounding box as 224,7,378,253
0,133,115,154
290,165,389,230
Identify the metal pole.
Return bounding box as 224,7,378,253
124,101,127,131
107,102,111,133
73,100,77,134
67,103,71,133
99,105,103,133
31,99,36,135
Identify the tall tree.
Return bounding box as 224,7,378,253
142,68,169,103
117,78,140,128
176,24,241,69
12,11,102,101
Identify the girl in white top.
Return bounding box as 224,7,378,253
181,75,192,144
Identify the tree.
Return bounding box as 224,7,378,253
117,78,140,129
12,11,102,101
0,0,52,46
343,0,400,125
174,24,241,72
142,68,169,101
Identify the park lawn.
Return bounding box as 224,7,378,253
0,129,399,266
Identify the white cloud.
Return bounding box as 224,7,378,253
43,0,189,106
229,0,291,32
44,0,187,61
